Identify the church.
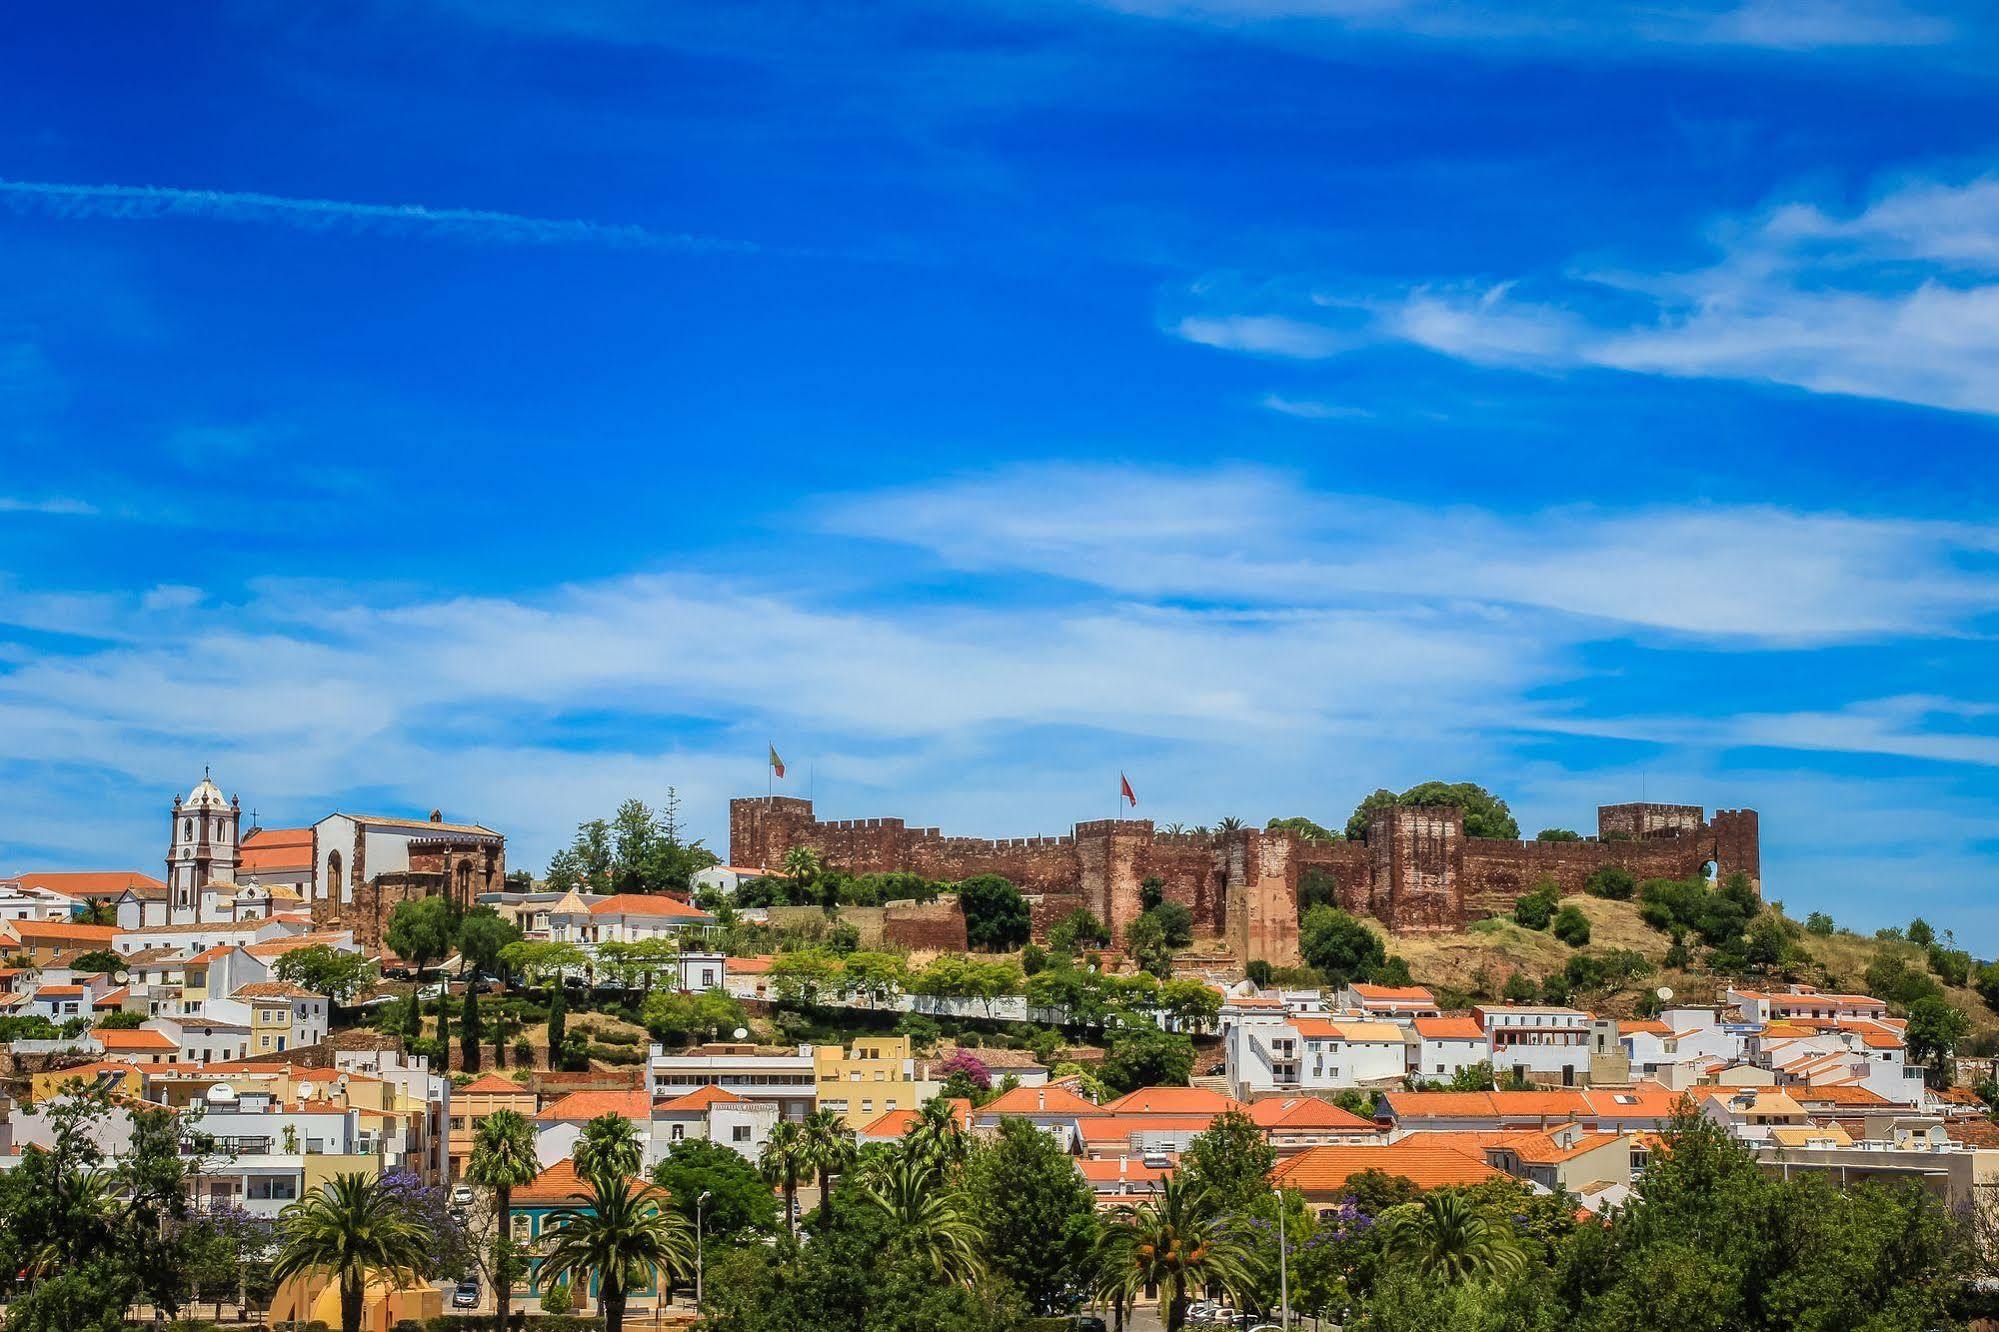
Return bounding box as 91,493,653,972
165,771,507,950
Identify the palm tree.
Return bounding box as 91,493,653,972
799,1107,855,1222
862,1155,984,1281
1377,1192,1528,1283
574,1111,644,1184
1097,1175,1260,1332
271,1172,434,1332
1217,816,1244,833
759,1121,809,1238
781,845,823,894
902,1096,968,1179
538,1173,693,1332
467,1109,540,1332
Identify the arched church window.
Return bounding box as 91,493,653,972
327,850,344,903
184,819,192,840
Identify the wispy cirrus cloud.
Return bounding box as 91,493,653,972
0,179,762,254
1175,172,1999,417
821,462,1999,643
0,496,96,516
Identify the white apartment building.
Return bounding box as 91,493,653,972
1476,1005,1595,1086
647,1043,819,1121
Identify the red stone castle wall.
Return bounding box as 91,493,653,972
727,796,1760,965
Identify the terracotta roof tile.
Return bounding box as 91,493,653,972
654,1085,752,1112
535,1089,652,1121
980,1084,1099,1116
459,1073,529,1094
1099,1086,1248,1116
1271,1141,1506,1193
1411,1017,1485,1040
1246,1096,1379,1131
512,1157,652,1206
585,894,711,920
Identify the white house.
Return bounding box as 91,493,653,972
1476,1005,1595,1087
534,1090,655,1168
651,1085,779,1161
550,892,715,946
1408,1016,1489,1083
1337,984,1442,1019
1729,985,1890,1025
648,1044,818,1121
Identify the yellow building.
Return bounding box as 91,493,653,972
813,1035,921,1129
447,1072,539,1179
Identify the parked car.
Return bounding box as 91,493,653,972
1073,1317,1108,1332
452,1278,480,1309
450,1184,476,1207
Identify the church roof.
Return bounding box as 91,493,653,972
239,828,314,872
333,813,502,840
4,871,166,899
184,777,232,812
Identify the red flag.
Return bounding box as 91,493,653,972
1120,772,1137,807
769,744,786,779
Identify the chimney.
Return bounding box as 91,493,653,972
1037,1089,1046,1111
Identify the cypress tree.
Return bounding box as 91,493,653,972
460,981,483,1073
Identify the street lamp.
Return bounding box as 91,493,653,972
1272,1185,1290,1332
696,1189,712,1310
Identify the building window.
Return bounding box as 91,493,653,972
733,1125,751,1142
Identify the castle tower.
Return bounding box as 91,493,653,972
168,769,240,922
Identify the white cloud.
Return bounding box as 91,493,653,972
1173,314,1349,358
0,179,759,254
1182,173,1999,417
1260,394,1375,419
822,463,1999,642
0,496,96,516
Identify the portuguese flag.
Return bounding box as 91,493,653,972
769,744,786,779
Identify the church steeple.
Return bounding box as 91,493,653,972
167,769,241,922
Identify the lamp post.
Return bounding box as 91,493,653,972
696,1189,712,1311
1272,1185,1290,1332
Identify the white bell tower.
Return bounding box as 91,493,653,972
167,767,240,923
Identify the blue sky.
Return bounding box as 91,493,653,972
3,1,1998,941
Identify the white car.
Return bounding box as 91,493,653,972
450,1185,475,1207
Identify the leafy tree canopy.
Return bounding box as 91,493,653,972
1347,781,1519,841
956,874,1031,952
1266,815,1340,842
650,1138,779,1240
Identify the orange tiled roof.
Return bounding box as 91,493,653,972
1271,1141,1505,1193
1618,1020,1673,1037
244,934,352,958
5,870,166,898
536,1089,652,1121
33,984,85,997
1246,1096,1379,1131
586,894,710,920
97,1029,177,1050
93,987,130,1007
859,1099,971,1138
1099,1086,1248,1116
1074,1114,1220,1142
459,1073,529,1095
1491,1129,1626,1166
725,955,773,974
3,920,119,942
237,828,315,872
1348,984,1437,1002
512,1157,653,1206
1785,1085,1893,1107
654,1085,751,1112
1078,1156,1176,1184
981,1084,1099,1116
1411,1016,1485,1040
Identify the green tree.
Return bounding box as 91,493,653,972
1584,866,1636,901
1551,903,1591,946
642,988,748,1046
1512,881,1560,930
1906,917,1935,948
1096,1176,1261,1332
1536,828,1581,842
1179,1110,1276,1216
759,1121,810,1239
459,980,483,1072
963,1118,1099,1313
575,1112,645,1184
1124,913,1173,978
1100,1025,1195,1093
957,874,1031,951
385,896,455,981
66,949,124,974
466,1108,540,1332
1803,911,1836,935
1266,815,1339,842
801,1108,857,1224
1146,900,1195,947
271,1173,433,1332
539,1173,693,1332
273,944,377,1004
770,948,843,1007
1048,906,1112,952
861,1155,985,1281
1905,997,1971,1088
455,907,522,980
652,1138,779,1240
1299,906,1386,986
1501,972,1538,1003
1348,782,1518,840
1378,1191,1528,1283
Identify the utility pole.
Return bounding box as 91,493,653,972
1274,1185,1291,1331
696,1189,711,1310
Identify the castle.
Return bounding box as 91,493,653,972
729,796,1759,965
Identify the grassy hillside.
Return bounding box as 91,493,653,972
1386,896,1999,1047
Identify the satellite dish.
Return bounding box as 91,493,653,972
113,971,130,985
205,1084,238,1104
298,1081,317,1100
732,1027,749,1040
1656,986,1675,1002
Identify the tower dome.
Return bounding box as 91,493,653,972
185,773,230,811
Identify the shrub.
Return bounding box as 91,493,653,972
1552,904,1592,946
539,1281,573,1315
1502,973,1537,1003
1584,866,1636,900
1246,959,1274,987
1804,911,1836,935
1512,881,1560,930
